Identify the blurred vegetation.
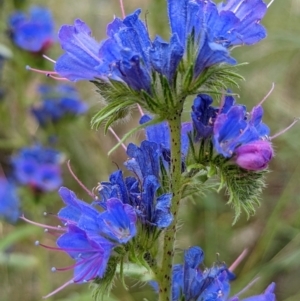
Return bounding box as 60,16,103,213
0,0,300,301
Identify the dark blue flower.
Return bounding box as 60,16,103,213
0,178,20,223
140,115,192,156
31,84,87,127
11,145,62,191
158,246,276,301
124,141,161,181
8,6,54,52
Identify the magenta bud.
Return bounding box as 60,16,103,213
234,140,274,171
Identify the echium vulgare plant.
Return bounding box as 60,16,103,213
24,0,299,300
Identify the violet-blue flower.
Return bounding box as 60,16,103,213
0,178,20,223
213,97,273,170
97,198,137,244
11,145,62,192
31,84,87,127
8,6,54,52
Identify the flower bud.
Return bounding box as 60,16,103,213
234,140,273,171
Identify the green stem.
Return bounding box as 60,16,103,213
158,113,182,301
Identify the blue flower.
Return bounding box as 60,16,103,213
0,178,20,223
11,145,62,192
8,6,54,52
31,84,87,127
97,198,137,243
56,224,114,283
168,0,267,77
55,10,153,90
154,246,276,301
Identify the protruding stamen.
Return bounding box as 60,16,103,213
46,74,69,81
119,0,126,18
43,279,74,299
51,267,56,272
67,160,95,198
233,277,260,298
229,249,248,272
137,104,144,116
43,212,48,216
267,0,275,8
26,65,57,75
42,54,56,63
257,83,275,107
35,241,40,246
108,127,127,151
270,117,300,140
20,215,65,231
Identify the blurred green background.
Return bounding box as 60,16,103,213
0,0,300,300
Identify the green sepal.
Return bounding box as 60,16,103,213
217,162,268,223
92,256,119,301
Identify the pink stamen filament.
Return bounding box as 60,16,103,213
137,104,144,116
46,74,69,81
67,160,95,198
37,242,98,254
270,117,300,140
43,279,74,299
26,65,57,75
257,82,275,107
229,249,248,272
108,127,127,151
233,277,260,298
42,54,56,63
267,0,275,8
119,0,126,18
20,215,65,231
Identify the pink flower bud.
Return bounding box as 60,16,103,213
234,140,274,171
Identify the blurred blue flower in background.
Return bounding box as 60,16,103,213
11,144,62,192
0,178,20,223
8,6,54,52
31,84,88,127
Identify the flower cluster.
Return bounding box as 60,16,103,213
8,6,54,53
12,144,62,192
53,0,267,98
31,84,87,127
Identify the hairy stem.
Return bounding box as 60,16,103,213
158,112,182,301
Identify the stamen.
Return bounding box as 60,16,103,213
257,83,275,107
20,215,65,231
229,249,248,272
43,279,74,299
26,65,57,75
46,74,69,81
232,0,244,14
270,117,300,140
137,104,144,116
51,262,78,272
119,0,126,18
267,0,275,8
67,160,95,198
233,277,260,298
42,54,56,63
37,242,95,253
108,127,127,151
